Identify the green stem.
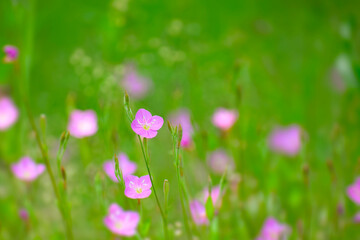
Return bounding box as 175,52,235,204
173,137,192,239
24,101,74,240
137,136,169,239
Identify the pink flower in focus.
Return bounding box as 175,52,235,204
347,177,360,205
203,185,222,208
0,97,19,131
131,109,164,138
11,157,45,182
3,45,19,63
268,125,302,156
256,217,290,240
67,110,98,138
207,149,234,175
103,153,137,182
169,109,194,148
190,200,209,226
124,175,152,199
122,65,151,99
212,108,238,131
104,203,140,237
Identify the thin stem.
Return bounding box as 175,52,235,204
137,135,169,239
24,102,74,240
173,137,192,239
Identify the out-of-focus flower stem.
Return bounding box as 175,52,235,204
171,125,192,239
24,102,74,240
137,135,169,240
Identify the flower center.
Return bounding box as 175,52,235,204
142,124,150,130
115,222,122,230
135,187,143,194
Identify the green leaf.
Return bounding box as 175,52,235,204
205,195,215,221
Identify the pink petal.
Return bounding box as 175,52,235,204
103,161,118,182
139,175,152,190
143,130,158,139
37,164,45,175
108,203,123,214
135,189,152,199
134,109,152,123
125,175,140,188
149,116,164,130
124,188,139,199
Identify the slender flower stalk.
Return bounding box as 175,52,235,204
137,135,169,239
24,107,74,239
169,123,192,239
123,92,169,239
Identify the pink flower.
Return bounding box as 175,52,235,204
131,109,164,138
212,108,238,131
169,109,194,148
203,185,222,209
104,203,140,237
190,200,209,226
124,175,152,199
11,157,45,182
122,65,152,99
207,149,234,175
268,125,302,156
256,217,290,240
67,110,98,138
103,153,137,182
3,45,19,63
354,212,360,223
0,97,19,130
19,208,29,221
347,177,360,205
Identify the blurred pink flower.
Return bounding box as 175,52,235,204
0,97,19,131
190,200,209,226
256,217,290,240
122,65,151,99
103,153,137,182
212,108,238,131
11,157,45,182
131,108,163,138
104,203,140,237
207,149,234,175
124,175,152,199
19,208,29,221
3,45,18,63
203,185,222,208
169,109,194,148
347,177,360,205
268,125,301,156
67,110,98,138
354,212,360,223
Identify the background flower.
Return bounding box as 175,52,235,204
67,110,98,138
0,97,19,130
3,45,18,63
268,125,302,156
103,153,137,182
212,108,238,131
103,203,140,236
11,157,45,182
